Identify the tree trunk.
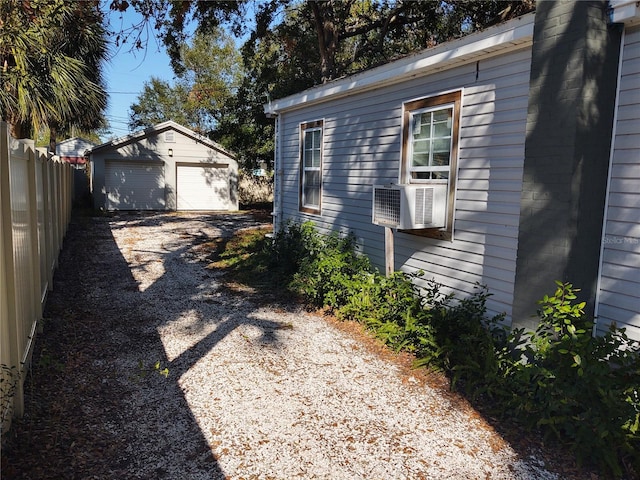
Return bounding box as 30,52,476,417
8,119,31,140
49,124,58,155
309,1,339,83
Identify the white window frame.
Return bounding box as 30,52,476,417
299,120,323,214
401,91,461,239
405,103,455,184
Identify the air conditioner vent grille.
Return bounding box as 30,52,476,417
373,188,401,226
414,188,433,225
372,184,447,230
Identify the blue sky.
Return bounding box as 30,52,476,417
101,3,251,143
102,7,175,141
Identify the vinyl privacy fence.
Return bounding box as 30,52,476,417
1,121,73,435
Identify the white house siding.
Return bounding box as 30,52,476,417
56,138,95,158
597,25,640,341
276,46,532,319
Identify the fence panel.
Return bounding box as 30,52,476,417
36,155,48,304
0,122,18,433
0,121,73,435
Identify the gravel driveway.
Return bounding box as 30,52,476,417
2,212,566,479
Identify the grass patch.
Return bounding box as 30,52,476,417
209,226,276,288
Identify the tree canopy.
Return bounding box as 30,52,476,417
117,0,534,86
129,78,192,130
117,0,535,168
1,0,108,144
129,28,242,135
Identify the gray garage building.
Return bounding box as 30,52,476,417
89,121,238,211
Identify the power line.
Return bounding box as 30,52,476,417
105,114,131,121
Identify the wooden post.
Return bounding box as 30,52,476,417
385,226,394,277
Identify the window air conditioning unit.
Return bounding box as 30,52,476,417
372,184,447,230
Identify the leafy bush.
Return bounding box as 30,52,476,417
290,230,373,308
337,271,439,354
227,222,640,477
414,284,506,394
269,221,323,282
493,282,640,477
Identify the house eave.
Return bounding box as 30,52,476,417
264,12,535,116
609,0,640,25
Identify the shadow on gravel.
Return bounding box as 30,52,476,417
2,210,598,480
0,210,278,479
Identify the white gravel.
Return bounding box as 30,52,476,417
101,212,560,480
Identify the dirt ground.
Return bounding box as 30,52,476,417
1,211,601,479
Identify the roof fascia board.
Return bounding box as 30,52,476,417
265,13,535,115
57,137,95,146
89,121,176,152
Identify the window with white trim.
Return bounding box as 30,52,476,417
401,91,461,238
407,106,454,180
299,120,323,214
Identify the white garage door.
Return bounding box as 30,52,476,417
177,164,229,211
105,161,165,210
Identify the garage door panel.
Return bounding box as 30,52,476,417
105,162,165,210
177,165,229,211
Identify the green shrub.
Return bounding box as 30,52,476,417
264,223,640,477
494,282,640,477
290,230,372,308
415,284,506,394
269,221,322,282
337,271,440,354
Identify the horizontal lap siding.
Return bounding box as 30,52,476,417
114,130,231,163
597,26,640,341
278,47,531,319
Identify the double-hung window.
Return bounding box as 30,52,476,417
401,91,461,238
299,120,323,214
407,106,454,181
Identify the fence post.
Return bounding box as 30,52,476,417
65,163,72,227
52,161,60,265
34,152,48,305
42,159,54,289
0,123,24,424
1,122,17,431
28,149,43,324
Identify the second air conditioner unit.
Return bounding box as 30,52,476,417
372,184,447,230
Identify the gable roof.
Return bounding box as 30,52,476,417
265,12,535,115
56,137,96,148
88,120,235,159
55,137,97,165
